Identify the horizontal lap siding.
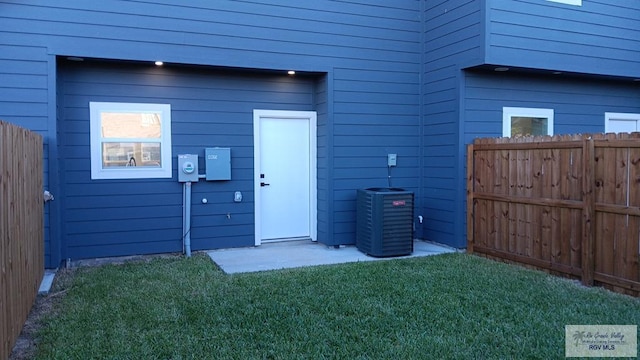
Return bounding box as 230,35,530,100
4,0,422,254
463,71,640,142
331,67,421,245
422,0,482,248
1,1,419,70
487,0,640,78
59,62,316,259
315,77,330,244
0,44,52,266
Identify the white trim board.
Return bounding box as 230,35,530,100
253,109,318,246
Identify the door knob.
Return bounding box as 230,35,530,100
260,182,270,187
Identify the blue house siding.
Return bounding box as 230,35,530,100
4,0,636,263
486,0,640,78
422,0,482,248
314,74,332,245
1,0,422,263
0,43,54,266
462,70,640,141
0,1,419,72
422,0,640,249
331,67,421,245
58,60,321,259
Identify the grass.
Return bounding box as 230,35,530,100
35,253,639,359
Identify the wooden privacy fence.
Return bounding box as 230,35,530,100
467,133,640,296
0,121,44,360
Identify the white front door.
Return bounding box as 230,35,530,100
605,112,640,133
253,110,317,245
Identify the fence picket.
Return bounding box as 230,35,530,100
559,145,572,269
582,138,595,286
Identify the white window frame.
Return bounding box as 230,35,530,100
503,107,554,137
605,112,640,133
89,102,172,179
547,0,582,6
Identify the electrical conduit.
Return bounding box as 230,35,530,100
183,182,192,257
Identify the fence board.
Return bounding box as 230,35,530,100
0,121,43,360
468,133,640,296
0,123,6,359
582,138,595,285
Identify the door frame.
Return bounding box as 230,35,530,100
253,109,317,246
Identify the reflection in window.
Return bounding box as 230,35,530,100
101,113,161,139
90,102,172,179
102,142,161,168
510,116,548,137
502,107,554,137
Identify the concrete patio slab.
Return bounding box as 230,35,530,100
207,240,456,274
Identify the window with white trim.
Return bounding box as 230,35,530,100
547,0,581,6
89,102,172,179
605,112,640,133
503,107,554,137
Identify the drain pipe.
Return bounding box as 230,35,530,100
183,182,192,257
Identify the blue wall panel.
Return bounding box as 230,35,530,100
422,0,482,247
463,70,640,142
0,43,54,266
315,73,332,245
2,0,422,260
58,60,318,260
486,0,640,78
326,69,421,243
0,1,420,72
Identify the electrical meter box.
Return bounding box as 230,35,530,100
178,154,199,182
205,147,231,181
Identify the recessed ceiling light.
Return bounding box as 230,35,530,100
287,70,296,75
553,71,563,75
494,67,509,72
155,61,164,66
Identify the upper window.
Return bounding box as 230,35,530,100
547,0,581,6
503,107,554,137
89,102,172,179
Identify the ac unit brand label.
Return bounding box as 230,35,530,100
392,200,406,207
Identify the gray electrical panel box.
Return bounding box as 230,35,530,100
178,154,199,182
205,148,231,181
388,153,397,167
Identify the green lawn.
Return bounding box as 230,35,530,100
36,253,639,359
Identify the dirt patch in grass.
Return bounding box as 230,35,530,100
9,269,71,360
9,253,183,359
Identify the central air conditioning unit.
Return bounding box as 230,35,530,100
356,187,414,257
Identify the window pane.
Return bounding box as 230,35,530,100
101,112,162,139
511,117,548,136
102,142,162,168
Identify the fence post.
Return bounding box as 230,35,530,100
466,143,474,253
581,137,595,286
